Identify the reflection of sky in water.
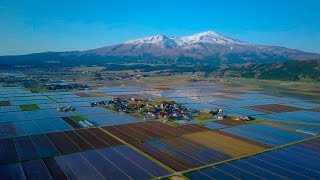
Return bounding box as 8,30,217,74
224,107,265,116
137,83,222,98
1,83,319,139
254,110,320,124
204,121,228,130
222,123,311,146
86,113,140,126
272,122,320,135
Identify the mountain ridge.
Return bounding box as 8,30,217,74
122,31,249,47
0,31,319,66
83,31,320,61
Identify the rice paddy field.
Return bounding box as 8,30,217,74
0,83,319,179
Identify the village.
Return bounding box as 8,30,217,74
91,97,194,121
89,96,255,122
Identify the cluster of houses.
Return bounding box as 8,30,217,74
90,98,130,112
146,100,194,120
90,97,255,122
209,109,227,120
57,106,76,112
45,81,89,91
235,115,255,121
91,97,194,120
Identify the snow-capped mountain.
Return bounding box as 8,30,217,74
177,31,249,46
1,31,319,65
85,31,320,62
124,35,178,48
123,31,248,48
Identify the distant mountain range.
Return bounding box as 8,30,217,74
1,31,320,66
85,31,320,61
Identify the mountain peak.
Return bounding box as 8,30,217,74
193,30,221,36
3,30,320,64
178,31,248,45
125,34,169,44
125,34,177,48
124,31,249,48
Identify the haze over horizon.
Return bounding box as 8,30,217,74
0,0,319,55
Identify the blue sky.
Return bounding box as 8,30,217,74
0,0,319,55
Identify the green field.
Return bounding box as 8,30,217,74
20,104,40,111
69,115,86,122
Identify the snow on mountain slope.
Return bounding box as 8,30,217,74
1,30,319,66
82,30,320,61
124,31,249,47
125,35,178,48
177,31,249,45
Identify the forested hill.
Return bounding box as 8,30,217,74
213,60,320,81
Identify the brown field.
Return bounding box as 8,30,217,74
75,92,107,97
313,99,320,104
175,124,209,133
115,125,152,141
161,138,223,165
212,130,273,148
103,126,140,142
131,142,189,171
115,122,270,172
153,83,172,90
137,122,176,137
74,129,107,149
47,132,81,154
61,117,82,129
182,131,266,157
131,129,269,171
0,101,11,106
215,119,245,127
249,104,302,113
312,108,320,112
102,121,208,143
130,123,164,138
213,94,241,101
64,131,93,150
88,128,122,146
261,122,296,132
